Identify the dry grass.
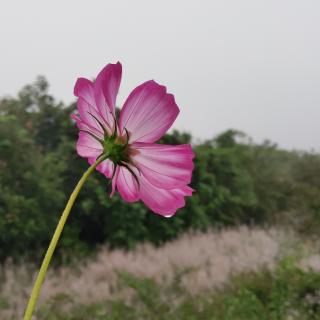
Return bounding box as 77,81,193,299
0,226,287,318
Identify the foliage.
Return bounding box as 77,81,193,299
30,260,320,320
0,77,320,261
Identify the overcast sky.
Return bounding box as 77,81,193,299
0,0,319,150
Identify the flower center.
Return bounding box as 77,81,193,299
103,135,129,165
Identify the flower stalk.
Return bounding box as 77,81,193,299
23,154,109,320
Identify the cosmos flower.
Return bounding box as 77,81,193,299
71,62,194,216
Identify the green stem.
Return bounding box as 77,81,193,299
24,154,108,320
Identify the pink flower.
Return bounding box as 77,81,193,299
71,62,195,216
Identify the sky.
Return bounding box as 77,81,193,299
0,0,319,150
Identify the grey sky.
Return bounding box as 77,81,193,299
1,0,319,150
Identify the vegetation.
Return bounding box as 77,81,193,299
1,77,320,262
12,259,320,320
1,227,318,319
1,77,320,319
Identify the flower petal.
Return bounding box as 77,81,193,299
76,96,110,134
173,185,194,197
130,143,195,190
88,157,114,179
138,174,193,216
94,62,122,133
110,166,119,197
119,80,179,143
115,166,139,202
71,114,104,140
74,64,122,134
95,62,122,114
74,77,105,132
74,78,96,107
76,131,103,158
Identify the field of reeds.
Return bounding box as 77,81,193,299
1,226,320,319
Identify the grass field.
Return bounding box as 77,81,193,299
1,227,319,319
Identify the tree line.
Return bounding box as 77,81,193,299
1,77,319,263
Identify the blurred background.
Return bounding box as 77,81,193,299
1,1,320,319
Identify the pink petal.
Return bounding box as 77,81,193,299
115,166,139,202
95,62,122,114
173,185,194,197
94,63,122,134
71,114,104,140
76,97,110,134
88,157,114,179
119,80,179,143
76,131,103,158
74,65,121,134
110,166,119,197
138,174,193,216
74,78,105,132
130,143,195,190
74,78,96,107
